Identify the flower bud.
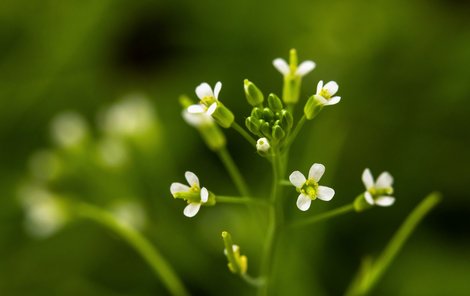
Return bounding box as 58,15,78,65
245,117,261,136
272,125,286,141
244,79,264,106
267,93,283,112
304,94,324,120
280,110,293,130
256,137,270,153
260,122,272,138
222,231,248,275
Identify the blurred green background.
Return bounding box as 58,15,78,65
1,0,469,295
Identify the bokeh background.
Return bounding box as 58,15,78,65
1,0,469,295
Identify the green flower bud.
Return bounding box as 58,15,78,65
260,122,272,138
245,117,261,135
212,103,234,128
251,107,263,119
280,110,294,130
272,125,286,141
304,95,324,120
222,231,248,275
244,79,264,106
262,108,274,121
267,93,283,111
179,95,194,109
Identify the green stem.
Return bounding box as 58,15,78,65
345,192,441,296
289,203,355,229
279,179,292,186
284,115,306,149
232,121,256,147
217,147,251,197
258,149,284,296
216,195,270,206
75,203,189,296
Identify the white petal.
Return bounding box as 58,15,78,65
273,58,290,75
183,203,201,217
316,80,324,94
296,194,311,211
207,103,217,116
185,171,200,187
182,110,212,126
200,187,209,203
170,182,190,195
289,171,306,188
376,172,394,189
314,94,328,105
364,191,374,205
375,196,395,207
308,163,325,182
187,104,205,114
296,60,316,76
362,168,374,189
325,96,341,106
213,82,222,99
317,186,335,201
195,82,214,99
323,81,339,96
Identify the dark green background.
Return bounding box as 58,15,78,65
1,0,469,295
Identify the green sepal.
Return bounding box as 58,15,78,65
199,123,226,151
179,95,194,108
212,103,234,128
304,95,324,120
262,108,274,121
260,122,272,138
354,193,373,212
245,117,260,136
251,107,263,119
244,79,264,106
268,93,283,112
280,110,293,130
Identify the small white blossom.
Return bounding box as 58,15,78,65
256,137,270,152
170,171,209,217
362,168,395,207
182,109,214,127
273,58,316,77
187,82,222,116
289,163,335,211
314,80,341,106
50,112,88,148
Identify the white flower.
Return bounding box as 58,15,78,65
170,171,209,217
182,109,214,127
50,112,88,148
256,137,270,152
187,82,222,116
315,80,341,106
273,58,316,77
289,163,335,211
362,168,395,207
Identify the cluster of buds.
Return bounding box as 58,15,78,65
244,88,293,147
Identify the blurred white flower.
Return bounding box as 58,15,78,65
50,112,88,148
170,171,209,217
182,109,214,127
96,138,129,168
314,80,341,106
101,95,156,138
18,184,67,238
289,163,335,211
362,168,395,207
111,200,146,230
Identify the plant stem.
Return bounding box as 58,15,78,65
345,192,441,296
232,121,256,147
284,114,306,149
258,149,284,296
289,203,355,229
216,195,270,206
75,203,189,296
217,147,251,197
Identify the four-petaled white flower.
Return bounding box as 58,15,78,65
362,168,395,207
273,58,316,77
256,137,270,152
289,163,335,211
187,82,222,117
315,80,341,106
170,171,209,217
